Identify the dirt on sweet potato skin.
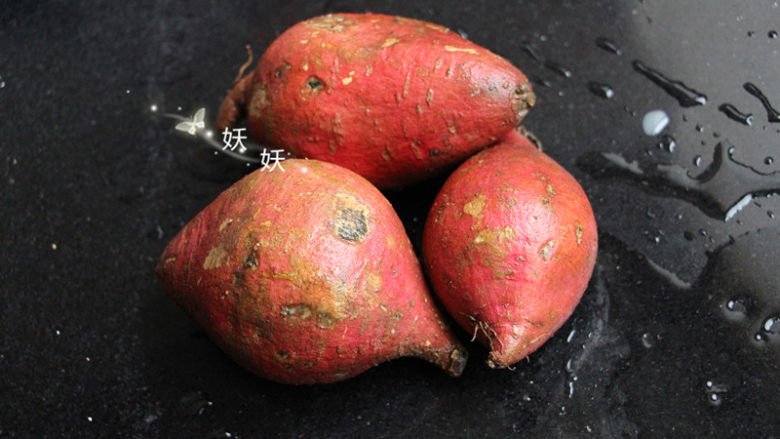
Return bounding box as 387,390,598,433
157,159,466,384
217,13,534,188
422,130,598,368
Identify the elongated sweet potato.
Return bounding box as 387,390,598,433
422,130,597,368
217,13,534,188
157,159,467,384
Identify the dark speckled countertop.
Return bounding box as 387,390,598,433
1,1,779,437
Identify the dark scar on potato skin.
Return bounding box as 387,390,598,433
336,208,368,242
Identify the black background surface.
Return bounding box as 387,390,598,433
2,1,779,437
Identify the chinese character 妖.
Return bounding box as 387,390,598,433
260,149,286,172
222,127,248,153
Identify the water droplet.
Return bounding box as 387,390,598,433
744,82,780,123
645,208,657,219
587,82,614,99
87,416,93,423
55,329,61,336
181,391,214,416
177,106,183,111
719,103,753,126
566,329,576,343
530,75,553,88
675,213,684,220
768,210,775,219
762,314,780,335
213,151,219,155
724,297,748,320
125,89,130,94
754,332,765,342
747,30,756,37
583,141,780,221
769,30,779,39
765,157,774,165
695,124,704,132
632,60,708,107
699,229,708,237
456,29,469,40
150,104,158,112
641,332,654,348
713,131,721,138
642,110,670,135
658,134,677,152
694,155,703,166
624,106,638,117
595,37,622,55
545,61,572,78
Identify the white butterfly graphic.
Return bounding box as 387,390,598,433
174,107,206,136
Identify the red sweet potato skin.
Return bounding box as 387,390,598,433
422,131,598,368
217,13,534,188
157,159,466,384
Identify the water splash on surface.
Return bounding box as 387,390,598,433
579,143,780,220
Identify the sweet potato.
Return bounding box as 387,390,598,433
217,13,534,188
157,159,467,384
422,130,597,368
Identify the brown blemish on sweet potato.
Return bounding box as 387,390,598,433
364,271,383,293
219,218,234,231
474,226,515,246
248,84,269,120
539,239,555,261
540,182,557,206
444,45,478,54
463,194,486,218
203,246,230,270
331,193,370,243
382,38,400,47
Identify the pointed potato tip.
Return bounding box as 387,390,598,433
446,347,468,377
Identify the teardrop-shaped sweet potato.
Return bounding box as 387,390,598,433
422,131,597,368
157,159,467,384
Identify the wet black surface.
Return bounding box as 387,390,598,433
2,1,779,437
